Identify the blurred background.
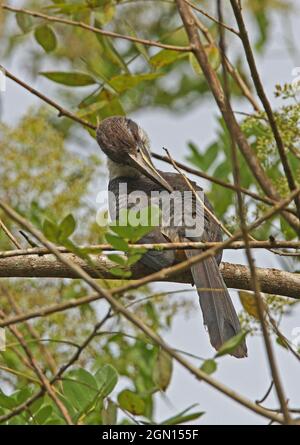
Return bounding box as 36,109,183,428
0,0,300,425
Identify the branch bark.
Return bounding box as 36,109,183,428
0,253,299,299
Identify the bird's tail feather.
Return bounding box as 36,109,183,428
185,250,247,358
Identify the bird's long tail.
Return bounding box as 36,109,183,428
185,250,247,358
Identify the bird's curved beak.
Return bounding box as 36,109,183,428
128,148,173,193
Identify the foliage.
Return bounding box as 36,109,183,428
0,0,299,426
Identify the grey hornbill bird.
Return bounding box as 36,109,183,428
96,116,247,358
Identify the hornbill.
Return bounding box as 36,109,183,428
96,116,247,358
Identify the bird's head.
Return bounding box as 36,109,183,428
96,116,172,192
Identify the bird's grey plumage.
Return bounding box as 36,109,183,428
97,116,247,358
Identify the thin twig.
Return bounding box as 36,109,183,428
1,285,57,374
0,66,97,131
1,239,300,259
185,0,240,36
256,381,274,405
1,188,300,331
217,3,291,423
230,0,300,220
163,147,233,237
1,4,190,52
0,218,22,249
0,199,287,424
152,153,296,215
175,0,300,236
0,310,112,424
0,310,73,424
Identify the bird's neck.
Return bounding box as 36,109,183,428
107,158,139,180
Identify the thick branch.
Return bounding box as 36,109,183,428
0,253,299,299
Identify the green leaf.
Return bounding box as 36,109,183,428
74,368,98,400
110,267,132,278
0,389,16,409
200,359,217,375
34,25,57,53
95,34,129,73
43,219,59,243
109,224,135,240
107,253,126,265
215,331,248,357
161,403,204,425
123,22,150,63
153,349,173,391
16,12,33,33
35,405,53,424
189,53,203,76
126,254,142,266
207,45,220,70
150,49,187,68
95,364,118,398
117,390,145,415
59,214,76,239
105,233,129,251
62,379,90,411
109,73,161,94
162,411,204,425
44,416,66,425
187,141,219,171
189,46,220,76
276,336,289,349
16,388,32,404
40,71,96,87
94,3,115,25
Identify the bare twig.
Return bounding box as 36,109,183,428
175,0,300,236
163,147,233,237
185,0,240,36
0,310,112,424
0,199,287,424
230,0,300,220
1,189,300,331
1,4,190,52
152,153,296,215
0,66,97,131
0,310,73,424
1,239,300,259
0,218,22,249
1,285,57,374
217,4,291,423
256,381,274,405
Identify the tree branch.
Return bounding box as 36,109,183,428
2,4,190,52
0,200,285,424
1,66,96,131
175,0,300,236
230,0,300,220
1,239,300,259
185,0,240,36
152,152,297,215
0,253,299,299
